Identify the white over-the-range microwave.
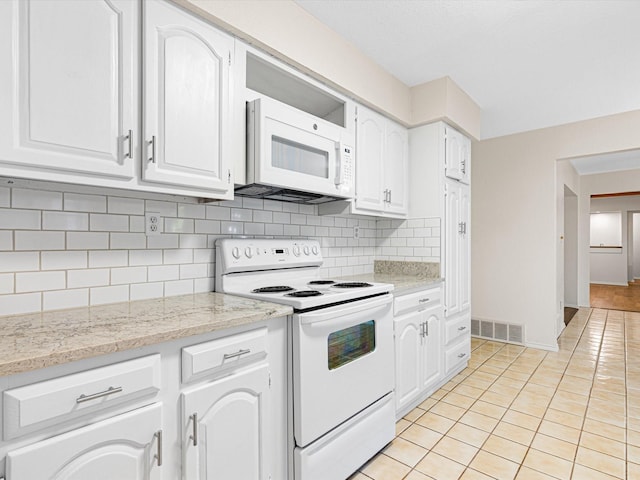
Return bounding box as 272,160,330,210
235,97,355,204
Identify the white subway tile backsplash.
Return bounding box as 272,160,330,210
164,279,194,296
15,231,65,251
179,234,207,249
89,250,128,268
146,200,177,217
111,266,147,285
129,249,163,266
64,193,106,213
147,234,179,249
0,185,441,316
108,196,145,215
164,218,194,234
130,282,164,301
0,273,14,294
67,232,109,250
41,251,87,271
43,211,88,231
0,252,39,273
0,231,13,250
67,269,110,288
90,285,129,306
16,271,65,293
90,213,129,232
110,233,147,250
0,187,9,207
0,293,41,315
178,203,205,219
43,289,89,311
12,189,62,210
0,208,41,230
148,265,180,282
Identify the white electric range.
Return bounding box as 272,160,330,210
215,238,396,480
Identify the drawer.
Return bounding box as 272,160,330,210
182,327,268,383
445,337,471,375
445,315,471,345
394,287,441,316
4,354,161,440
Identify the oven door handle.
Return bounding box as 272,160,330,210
298,295,392,325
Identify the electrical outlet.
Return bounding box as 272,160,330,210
145,212,161,236
354,226,360,238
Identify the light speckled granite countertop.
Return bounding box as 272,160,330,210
0,293,292,377
339,273,442,296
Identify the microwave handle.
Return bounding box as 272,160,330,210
334,142,343,186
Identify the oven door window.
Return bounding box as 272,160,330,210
328,320,375,370
271,135,329,179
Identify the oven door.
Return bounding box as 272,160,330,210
293,294,393,447
247,97,354,198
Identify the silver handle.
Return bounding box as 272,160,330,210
223,348,251,360
461,159,466,174
383,189,389,203
459,222,465,235
125,129,133,159
464,222,468,234
76,386,122,403
190,413,198,446
388,190,392,203
458,326,467,331
418,298,430,303
425,321,429,336
148,136,156,163
458,353,466,358
154,430,163,466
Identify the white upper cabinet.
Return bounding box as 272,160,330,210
143,0,233,195
0,0,138,179
354,106,408,217
444,125,471,184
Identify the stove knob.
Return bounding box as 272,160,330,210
312,245,319,255
232,247,241,259
303,245,310,255
293,245,301,257
245,247,253,258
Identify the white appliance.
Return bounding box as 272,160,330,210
235,97,355,204
215,238,395,480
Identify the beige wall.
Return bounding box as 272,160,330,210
176,0,481,137
473,110,640,350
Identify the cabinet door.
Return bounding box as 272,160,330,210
355,107,385,212
444,126,468,182
459,185,471,311
144,0,233,196
444,181,461,317
182,363,270,480
385,122,408,215
0,0,137,179
6,404,162,479
421,309,442,390
394,310,422,414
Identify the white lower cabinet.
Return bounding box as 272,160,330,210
6,403,162,479
181,363,270,480
393,287,443,417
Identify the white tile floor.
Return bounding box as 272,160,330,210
350,308,640,479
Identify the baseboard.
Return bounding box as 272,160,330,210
590,282,630,287
525,340,559,352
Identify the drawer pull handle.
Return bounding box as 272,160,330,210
76,386,123,403
154,429,163,466
458,326,467,331
418,298,430,303
223,348,251,360
457,353,467,358
190,413,198,446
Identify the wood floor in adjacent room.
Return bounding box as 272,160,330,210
590,282,640,312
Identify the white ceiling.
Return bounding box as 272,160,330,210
295,0,640,140
570,149,640,175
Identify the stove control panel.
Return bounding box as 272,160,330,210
216,238,323,274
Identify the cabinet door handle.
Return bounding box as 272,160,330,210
76,386,122,403
457,352,467,359
148,136,156,163
458,326,467,331
461,159,466,175
154,429,163,466
124,130,133,159
223,348,251,360
425,322,429,336
388,190,392,203
418,298,430,303
190,413,198,446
